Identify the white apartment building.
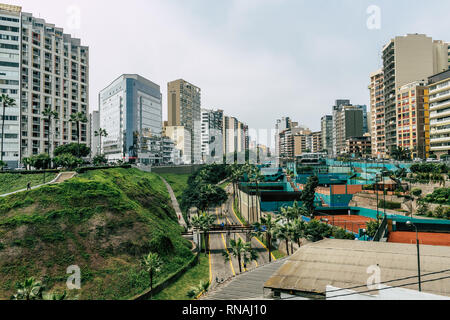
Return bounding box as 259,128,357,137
164,126,191,165
429,69,450,159
0,4,89,168
201,108,224,163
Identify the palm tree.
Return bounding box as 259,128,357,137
10,277,43,300
222,238,258,274
43,108,59,164
252,214,278,263
141,252,162,300
94,128,108,155
276,223,291,256
192,212,216,253
69,112,88,158
22,157,33,171
289,218,306,250
0,94,16,169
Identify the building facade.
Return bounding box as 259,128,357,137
201,108,224,163
396,81,429,159
428,69,450,159
164,125,191,165
382,34,449,156
369,69,386,158
345,136,372,156
333,101,364,156
89,110,100,158
321,115,333,156
99,74,162,164
167,79,201,164
0,4,89,168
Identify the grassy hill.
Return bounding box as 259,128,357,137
0,168,194,300
0,173,58,195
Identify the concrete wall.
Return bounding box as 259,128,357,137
151,165,203,175
238,190,261,224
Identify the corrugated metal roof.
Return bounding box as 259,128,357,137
264,239,450,297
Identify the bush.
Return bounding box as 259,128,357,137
416,202,429,216
411,188,423,198
434,206,445,219
53,153,83,170
378,200,401,210
54,143,90,158
423,188,450,205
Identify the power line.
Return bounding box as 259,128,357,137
327,275,450,299
324,268,450,295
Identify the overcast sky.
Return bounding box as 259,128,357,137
8,0,450,132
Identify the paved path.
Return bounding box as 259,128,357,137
202,258,287,300
0,172,76,198
159,176,188,229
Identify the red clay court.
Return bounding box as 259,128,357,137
389,232,450,247
315,215,375,234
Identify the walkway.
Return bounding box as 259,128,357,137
202,258,287,300
159,176,188,229
0,172,77,198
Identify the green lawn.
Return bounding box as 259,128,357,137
153,254,210,300
219,181,230,190
0,173,58,195
159,173,190,202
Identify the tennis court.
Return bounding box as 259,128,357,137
315,214,375,234
388,232,450,247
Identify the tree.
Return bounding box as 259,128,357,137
301,175,319,217
10,277,43,300
289,218,306,249
69,112,88,158
275,223,291,256
222,238,258,274
304,220,332,242
30,153,51,170
42,108,59,162
0,94,16,169
187,281,210,299
390,146,411,161
191,212,216,253
0,160,5,170
94,128,108,155
54,143,90,158
141,252,162,300
54,153,83,169
252,214,278,262
22,157,33,171
93,154,108,167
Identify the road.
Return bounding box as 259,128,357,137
206,185,274,291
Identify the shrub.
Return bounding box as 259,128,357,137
417,202,429,216
434,206,445,219
54,143,90,158
411,188,422,198
378,200,401,210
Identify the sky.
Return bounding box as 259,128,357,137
7,0,450,132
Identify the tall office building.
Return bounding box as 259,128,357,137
99,74,162,164
168,79,201,164
332,101,364,156
396,80,429,159
382,34,449,155
369,69,386,158
321,115,333,155
0,4,89,168
201,108,224,163
428,69,450,159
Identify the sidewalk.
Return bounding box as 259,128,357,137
159,176,188,230
0,172,77,198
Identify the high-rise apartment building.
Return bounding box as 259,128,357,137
321,115,333,155
223,115,248,158
99,74,162,164
382,34,449,155
428,69,450,159
201,108,224,163
0,4,89,168
168,79,201,164
332,101,364,156
369,69,386,158
164,125,191,165
396,81,429,159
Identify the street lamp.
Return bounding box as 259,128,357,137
406,221,422,292
362,228,367,241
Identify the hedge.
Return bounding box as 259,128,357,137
75,164,132,174
378,200,401,210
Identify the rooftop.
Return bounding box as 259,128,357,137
265,239,450,298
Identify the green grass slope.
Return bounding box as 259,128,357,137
0,173,58,195
0,168,193,300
